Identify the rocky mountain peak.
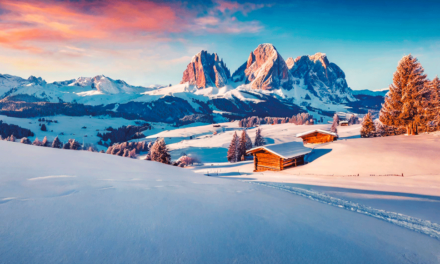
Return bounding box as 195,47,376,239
27,76,46,86
232,43,292,90
288,53,355,103
181,50,230,89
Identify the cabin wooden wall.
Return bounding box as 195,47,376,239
252,150,305,172
300,132,335,144
253,151,281,172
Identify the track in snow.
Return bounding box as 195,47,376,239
251,182,440,240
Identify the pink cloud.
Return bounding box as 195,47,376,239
0,0,266,55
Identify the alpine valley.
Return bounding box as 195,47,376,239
0,44,384,125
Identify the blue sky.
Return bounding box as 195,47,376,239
0,0,439,90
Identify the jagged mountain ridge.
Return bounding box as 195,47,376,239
181,44,356,104
0,43,376,124
287,53,356,103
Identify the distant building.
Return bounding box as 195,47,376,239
340,121,349,126
296,129,338,144
246,142,312,172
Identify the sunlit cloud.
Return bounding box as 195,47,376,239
0,0,265,55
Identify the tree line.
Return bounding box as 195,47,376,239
238,113,314,128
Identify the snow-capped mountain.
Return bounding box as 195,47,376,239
232,44,293,90
1,75,154,105
287,53,356,103
180,51,230,89
0,43,382,125
0,74,45,95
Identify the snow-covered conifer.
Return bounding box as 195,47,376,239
20,137,31,144
427,76,440,130
129,149,137,158
227,132,239,163
52,136,62,148
244,130,252,150
333,114,339,126
41,124,47,132
70,139,81,150
32,137,42,146
42,136,48,147
254,128,265,147
150,138,170,164
361,113,376,138
379,54,428,135
238,130,248,161
331,116,338,134
63,142,70,149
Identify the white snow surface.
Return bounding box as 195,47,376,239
1,140,440,263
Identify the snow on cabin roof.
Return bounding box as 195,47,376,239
340,121,349,124
246,142,312,159
296,129,338,138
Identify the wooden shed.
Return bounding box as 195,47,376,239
340,121,349,126
246,142,312,172
296,129,338,144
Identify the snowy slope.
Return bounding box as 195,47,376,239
1,140,439,263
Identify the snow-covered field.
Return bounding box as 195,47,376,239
1,140,439,263
0,114,201,151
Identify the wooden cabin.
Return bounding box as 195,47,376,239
340,121,349,126
246,142,312,172
296,129,338,144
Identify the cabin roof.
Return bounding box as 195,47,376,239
296,129,338,138
340,121,349,124
246,142,312,159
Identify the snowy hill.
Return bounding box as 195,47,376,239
1,140,439,263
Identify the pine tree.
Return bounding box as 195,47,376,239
227,132,239,162
361,113,376,138
41,124,47,132
238,130,247,161
331,115,338,134
244,130,252,150
123,149,129,157
427,76,440,130
70,139,81,150
150,138,170,164
380,54,428,135
129,149,137,158
32,137,42,146
9,134,16,142
52,136,62,148
63,142,71,149
20,137,31,144
254,128,265,147
42,136,48,147
333,114,339,125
